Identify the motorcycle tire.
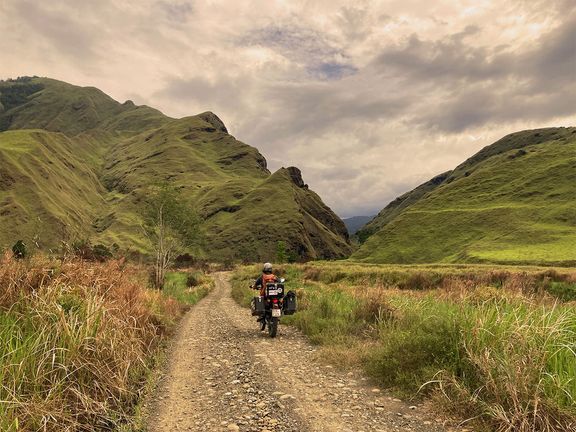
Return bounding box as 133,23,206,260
268,317,278,338
260,318,266,331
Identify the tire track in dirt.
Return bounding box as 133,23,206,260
145,273,457,432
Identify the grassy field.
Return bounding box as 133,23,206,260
231,261,576,432
355,128,576,266
0,253,212,431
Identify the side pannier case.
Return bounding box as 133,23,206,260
251,296,265,316
283,290,297,315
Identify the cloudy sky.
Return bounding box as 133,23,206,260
1,0,575,217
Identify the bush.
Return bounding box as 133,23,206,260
303,266,321,281
11,240,27,259
70,239,114,262
163,271,213,306
546,281,576,301
186,272,201,287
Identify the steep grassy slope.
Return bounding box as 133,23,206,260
353,128,576,265
0,77,351,260
356,172,450,242
0,130,104,249
201,167,350,260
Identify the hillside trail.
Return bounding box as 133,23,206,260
145,273,463,432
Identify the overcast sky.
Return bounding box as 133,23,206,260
1,0,574,217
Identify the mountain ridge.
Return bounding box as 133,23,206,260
0,76,351,260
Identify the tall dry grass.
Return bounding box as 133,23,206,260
0,252,181,431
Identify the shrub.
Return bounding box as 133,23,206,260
70,239,114,262
92,243,113,261
546,281,576,301
186,271,201,287
398,271,443,290
11,239,27,259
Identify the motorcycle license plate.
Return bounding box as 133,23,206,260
272,309,281,317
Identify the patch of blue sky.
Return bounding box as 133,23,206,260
308,62,358,80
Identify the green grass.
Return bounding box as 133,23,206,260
354,128,576,266
163,271,214,305
231,262,576,431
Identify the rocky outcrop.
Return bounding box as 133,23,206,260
198,111,228,133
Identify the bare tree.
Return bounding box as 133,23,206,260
141,183,200,289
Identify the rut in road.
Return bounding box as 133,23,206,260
146,273,452,432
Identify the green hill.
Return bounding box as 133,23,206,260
353,128,576,265
0,77,351,260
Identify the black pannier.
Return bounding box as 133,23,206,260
283,290,297,315
251,296,265,316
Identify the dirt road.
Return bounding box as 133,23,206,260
145,273,454,432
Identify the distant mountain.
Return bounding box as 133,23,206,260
353,127,576,265
343,215,375,235
0,77,351,261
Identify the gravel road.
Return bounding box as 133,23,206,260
145,273,464,432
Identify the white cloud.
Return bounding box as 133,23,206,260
0,0,574,217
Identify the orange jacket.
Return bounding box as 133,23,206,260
256,273,277,296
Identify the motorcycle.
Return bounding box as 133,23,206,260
250,278,296,338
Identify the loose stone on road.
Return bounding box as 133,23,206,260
145,273,454,432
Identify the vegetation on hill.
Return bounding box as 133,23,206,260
354,128,576,265
0,77,351,261
232,262,576,432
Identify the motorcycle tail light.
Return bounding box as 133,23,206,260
273,299,278,304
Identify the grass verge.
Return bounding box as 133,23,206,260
0,253,212,431
231,262,576,432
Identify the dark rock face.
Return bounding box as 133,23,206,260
286,167,306,188
198,111,228,133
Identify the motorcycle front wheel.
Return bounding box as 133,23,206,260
268,317,278,338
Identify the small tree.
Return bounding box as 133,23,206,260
276,240,288,264
141,183,201,289
12,240,27,259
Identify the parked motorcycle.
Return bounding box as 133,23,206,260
251,278,297,338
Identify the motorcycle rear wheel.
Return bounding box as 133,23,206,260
268,317,278,338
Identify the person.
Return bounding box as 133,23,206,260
252,262,279,324
253,262,278,296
